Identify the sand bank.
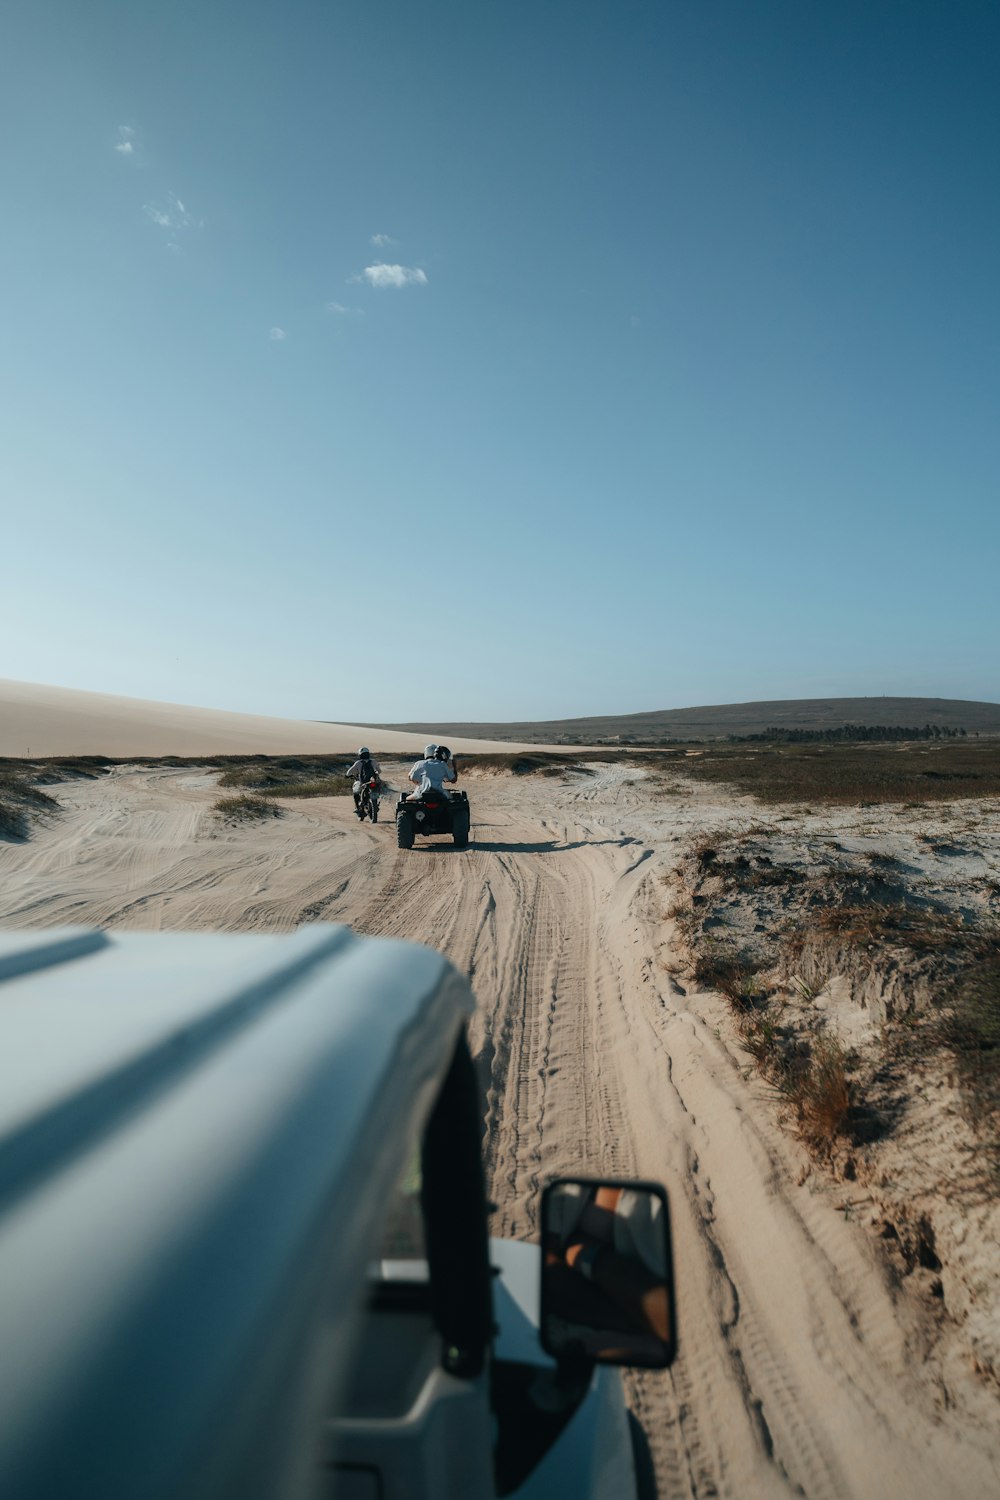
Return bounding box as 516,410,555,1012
0,679,557,758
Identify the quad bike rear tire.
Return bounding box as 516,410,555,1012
396,812,415,849
453,811,470,849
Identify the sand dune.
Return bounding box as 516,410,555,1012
0,680,549,758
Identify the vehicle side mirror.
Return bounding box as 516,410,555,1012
540,1178,675,1369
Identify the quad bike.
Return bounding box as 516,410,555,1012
396,788,471,849
358,776,380,824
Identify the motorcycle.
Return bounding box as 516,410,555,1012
359,776,380,824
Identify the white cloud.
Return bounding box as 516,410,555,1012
370,232,395,248
144,193,201,234
269,327,287,341
326,301,363,316
114,125,135,155
362,263,427,289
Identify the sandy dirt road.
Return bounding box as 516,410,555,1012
1,762,997,1498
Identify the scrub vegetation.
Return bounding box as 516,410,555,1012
0,768,59,840
215,760,353,797
367,694,1000,744
669,738,1000,807
2,754,367,803
688,938,853,1153
456,752,589,777
668,826,1000,1169
939,950,1000,1153
9,739,999,810
212,793,282,821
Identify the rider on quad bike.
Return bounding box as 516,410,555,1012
347,747,382,820
407,743,457,799
397,745,470,849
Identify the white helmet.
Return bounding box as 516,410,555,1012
424,743,439,758
358,746,370,757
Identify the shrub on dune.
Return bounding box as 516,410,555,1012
213,793,282,821
0,771,58,840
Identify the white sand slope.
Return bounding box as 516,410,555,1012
0,680,549,758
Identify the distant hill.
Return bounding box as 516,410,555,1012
372,697,1000,745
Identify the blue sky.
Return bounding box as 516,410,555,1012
3,0,998,722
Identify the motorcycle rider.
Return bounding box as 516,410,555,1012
346,747,381,819
407,743,458,799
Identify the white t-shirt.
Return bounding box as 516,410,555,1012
409,758,456,794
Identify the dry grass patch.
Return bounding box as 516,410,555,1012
939,947,1000,1156
213,793,282,821
220,773,348,798
780,1036,852,1151
216,758,353,796
457,752,587,777
265,779,350,798
692,948,768,1006
675,739,1000,808
689,934,854,1154
805,901,959,955
0,769,59,840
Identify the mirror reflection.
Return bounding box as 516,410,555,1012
541,1179,674,1368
